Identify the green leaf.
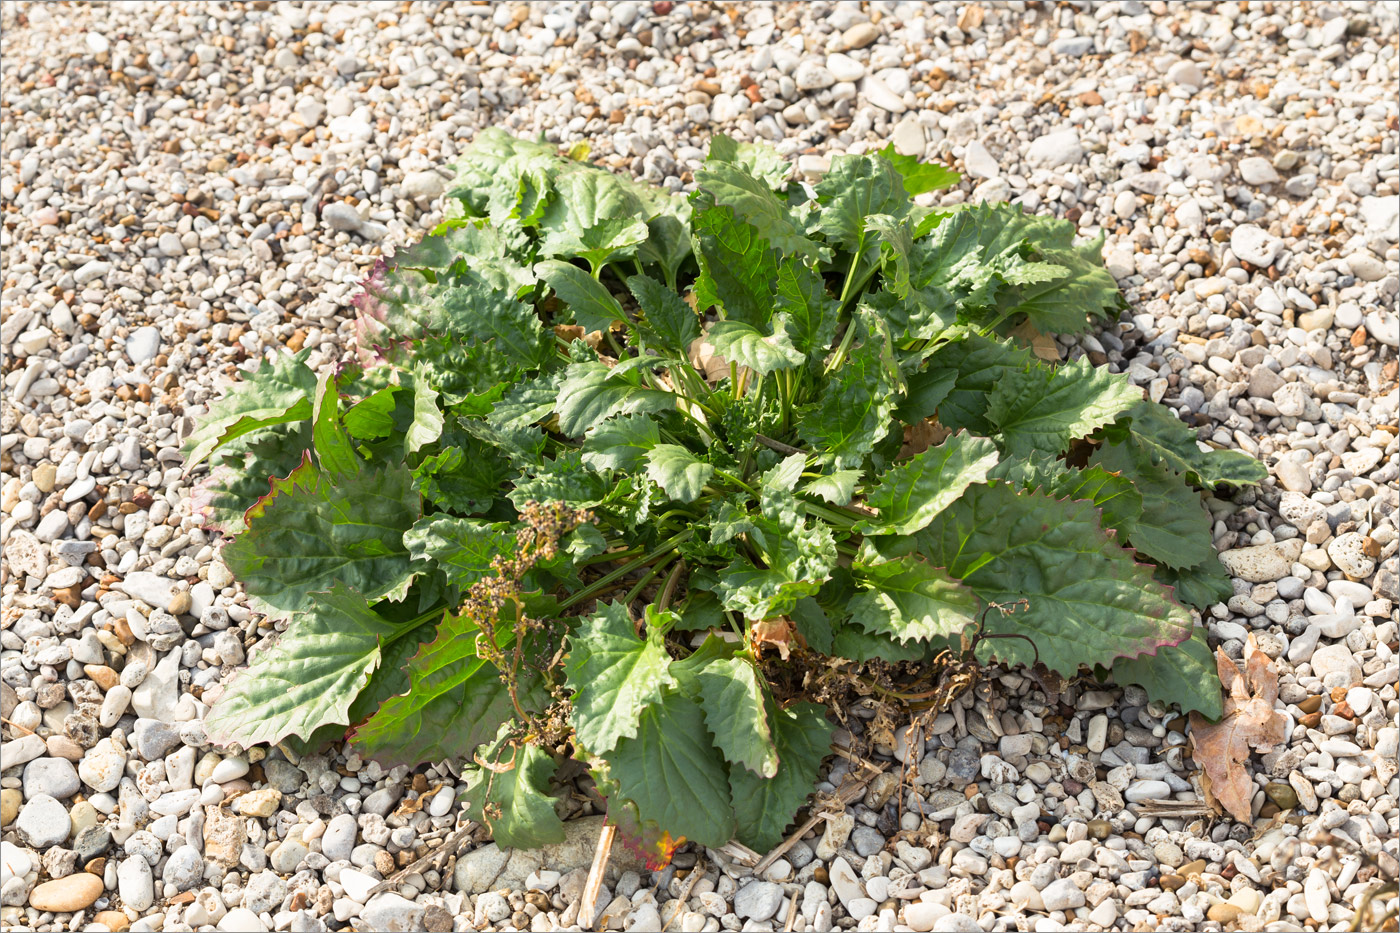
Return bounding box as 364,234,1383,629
601,689,735,849
831,623,927,663
645,445,715,503
1108,399,1268,489
790,597,834,654
812,152,908,252
191,423,311,536
729,702,834,852
204,583,400,746
628,273,700,352
637,210,693,291
848,556,980,644
707,134,792,190
351,615,549,768
412,437,510,515
461,723,567,848
1089,441,1214,569
986,356,1141,458
580,414,661,472
894,368,958,424
797,318,898,469
539,170,651,270
436,284,551,369
852,432,999,536
536,259,630,334
1153,558,1233,612
988,452,1143,540
918,483,1195,675
343,386,402,441
774,257,840,363
692,202,777,327
222,456,420,618
406,365,445,455
707,320,804,375
876,144,962,195
555,361,675,437
687,657,777,778
695,162,824,263
1111,626,1222,719
403,516,512,591
924,335,1033,435
713,521,835,620
184,351,316,467
564,602,677,755
509,450,613,510
312,372,360,475
799,469,863,507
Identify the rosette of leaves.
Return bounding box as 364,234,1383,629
187,129,1264,856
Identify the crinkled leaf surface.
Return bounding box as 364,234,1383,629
986,356,1141,458
461,723,567,848
988,452,1142,540
581,414,661,472
1091,441,1213,569
686,656,777,778
184,351,316,467
403,516,512,591
555,361,675,436
1112,626,1222,720
706,320,804,376
798,322,898,469
1109,399,1268,488
848,556,980,644
565,602,677,754
692,202,777,327
707,133,793,190
729,702,834,851
852,431,999,536
645,444,715,503
628,273,700,351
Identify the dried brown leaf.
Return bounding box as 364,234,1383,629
1007,319,1062,362
1188,633,1287,822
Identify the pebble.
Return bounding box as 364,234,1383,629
734,881,784,922
28,872,103,912
15,794,71,849
1230,224,1283,267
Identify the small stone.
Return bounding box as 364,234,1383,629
117,856,155,912
1230,224,1283,267
24,757,81,799
1040,878,1085,912
1328,532,1376,579
0,789,20,827
734,881,784,922
1264,783,1299,810
1166,59,1204,88
236,787,282,818
15,794,71,848
1218,539,1304,582
1309,644,1361,684
1238,157,1281,185
361,892,425,932
1026,130,1083,168
125,326,162,364
28,872,103,912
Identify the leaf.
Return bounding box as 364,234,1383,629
191,423,311,536
343,386,402,440
831,623,927,663
508,450,613,510
774,257,841,363
412,438,510,515
536,259,630,334
222,455,420,618
692,202,778,327
848,556,980,644
876,144,962,195
600,689,735,849
797,319,898,469
461,723,567,848
1188,634,1287,821
800,469,863,507
184,351,316,467
894,368,958,425
706,320,804,376
539,170,651,271
923,334,1033,436
637,210,693,290
986,356,1142,458
580,414,661,472
1090,441,1214,569
628,273,700,352
312,371,360,475
403,516,513,591
790,597,834,654
812,152,908,252
1153,557,1233,612
555,361,676,437
564,602,677,755
204,583,400,746
1108,399,1268,489
729,701,834,852
916,482,1195,675
713,521,836,621
695,162,825,263
1112,626,1222,720
645,445,715,503
351,616,549,768
438,284,552,369
686,656,778,778
852,431,1000,536
406,365,444,455
706,133,792,190
988,452,1143,540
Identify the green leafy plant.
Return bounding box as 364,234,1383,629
188,130,1264,858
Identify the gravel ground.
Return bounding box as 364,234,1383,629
2,2,1397,932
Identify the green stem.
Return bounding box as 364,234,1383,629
804,502,859,529
622,559,669,605
558,529,695,610
824,319,860,375
712,468,758,498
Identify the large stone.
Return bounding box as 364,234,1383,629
454,816,647,895
1025,130,1083,167
29,872,103,912
15,794,70,848
1218,539,1303,582
361,893,424,932
1230,224,1283,267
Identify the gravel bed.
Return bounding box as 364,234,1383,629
1,2,1397,932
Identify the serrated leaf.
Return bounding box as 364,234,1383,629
437,283,552,369
564,602,677,754
729,702,834,851
925,335,1034,435
1091,441,1214,570
1153,557,1233,612
799,469,863,507
1112,626,1222,720
645,445,714,503
797,319,898,469
601,689,735,849
986,356,1141,458
917,483,1194,675
988,452,1143,540
1109,399,1268,489
628,273,700,352
403,516,512,591
509,450,613,510
555,361,675,437
713,521,836,621
539,170,651,271
692,202,778,327
848,555,980,643
707,133,792,190
343,386,402,440
222,455,420,618
686,656,777,778
831,623,927,663
406,365,444,455
580,414,661,472
876,144,962,195
707,320,804,375
852,431,999,536
191,423,311,536
536,259,630,334
184,351,316,467
812,152,908,252
412,436,510,515
695,162,825,263
774,257,840,363
312,371,359,475
461,723,567,848
351,614,548,768
205,583,400,746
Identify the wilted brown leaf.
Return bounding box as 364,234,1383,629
899,419,952,459
688,332,730,385
750,617,798,660
1188,633,1287,822
1007,319,1062,362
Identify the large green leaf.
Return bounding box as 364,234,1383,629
403,516,512,591
713,520,836,620
852,432,999,536
580,414,661,472
222,456,420,618
729,702,834,851
508,450,613,510
538,170,651,271
645,444,715,503
924,335,1033,435
812,152,907,252
536,259,630,334
988,451,1143,540
986,356,1141,458
205,584,400,746
1111,626,1222,719
774,257,840,363
406,365,444,455
555,361,675,437
686,657,777,778
797,319,898,469
564,602,677,755
695,162,824,263
848,556,980,644
312,371,359,476
877,144,961,196
706,133,792,190
1153,558,1233,612
628,273,700,352
1106,399,1268,489
184,351,316,467
1091,441,1214,570
601,689,735,849
917,483,1195,675
191,423,311,536
707,320,804,375
692,202,777,327
461,723,567,848
413,436,511,515
799,469,862,507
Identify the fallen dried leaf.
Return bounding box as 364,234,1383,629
1188,633,1287,822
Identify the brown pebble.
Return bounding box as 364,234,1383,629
167,590,192,616
1160,873,1185,892
1179,859,1207,878
1298,695,1323,714
812,865,828,884
375,850,397,875
84,665,120,691
53,585,82,609
94,910,130,931
47,734,86,761
1207,903,1243,924
29,872,103,912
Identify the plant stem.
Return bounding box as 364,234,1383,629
713,468,758,498
559,529,695,610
